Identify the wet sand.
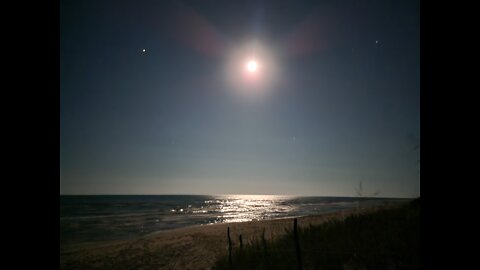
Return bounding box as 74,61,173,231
60,206,393,270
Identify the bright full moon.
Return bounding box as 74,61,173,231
246,60,258,72
224,40,280,99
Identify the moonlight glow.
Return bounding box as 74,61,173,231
246,60,258,72
223,40,282,100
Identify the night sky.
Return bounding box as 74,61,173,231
60,0,419,197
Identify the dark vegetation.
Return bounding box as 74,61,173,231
213,198,420,270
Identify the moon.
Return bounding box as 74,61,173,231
246,60,258,72
223,41,281,99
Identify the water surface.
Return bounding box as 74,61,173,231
60,195,407,245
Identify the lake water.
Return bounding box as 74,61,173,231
60,195,408,245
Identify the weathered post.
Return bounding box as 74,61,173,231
293,218,303,270
239,234,243,250
261,228,269,268
262,228,267,252
228,227,232,269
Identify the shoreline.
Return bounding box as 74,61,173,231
60,204,403,270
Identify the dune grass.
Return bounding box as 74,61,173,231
212,199,419,270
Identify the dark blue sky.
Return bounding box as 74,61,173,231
60,0,419,197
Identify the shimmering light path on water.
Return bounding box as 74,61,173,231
60,195,407,245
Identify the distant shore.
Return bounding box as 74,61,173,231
60,204,403,270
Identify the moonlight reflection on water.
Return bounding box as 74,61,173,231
60,195,405,245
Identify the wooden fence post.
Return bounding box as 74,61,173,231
228,227,232,269
239,234,243,250
293,218,303,270
262,228,267,252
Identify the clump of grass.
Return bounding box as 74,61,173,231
213,199,419,270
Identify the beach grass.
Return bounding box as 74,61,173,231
212,198,419,270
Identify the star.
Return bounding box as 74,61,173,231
375,40,379,44
142,48,146,53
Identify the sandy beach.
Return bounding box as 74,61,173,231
60,206,394,270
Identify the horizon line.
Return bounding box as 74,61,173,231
59,193,416,199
